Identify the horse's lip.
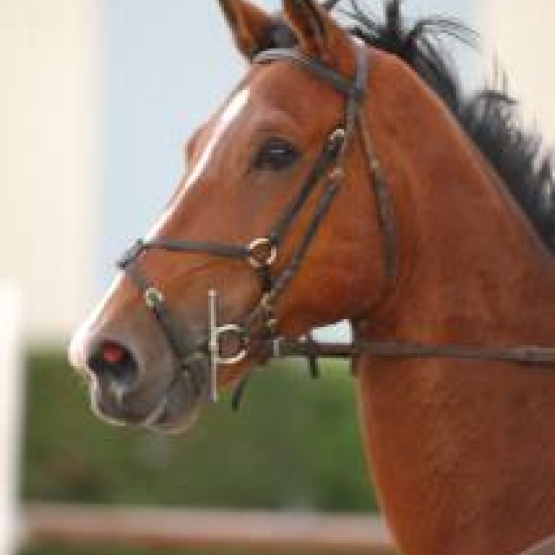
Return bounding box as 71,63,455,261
89,357,207,432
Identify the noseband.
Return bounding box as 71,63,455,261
118,42,555,405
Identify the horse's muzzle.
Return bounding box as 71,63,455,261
70,326,209,433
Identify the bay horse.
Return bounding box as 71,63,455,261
69,1,555,554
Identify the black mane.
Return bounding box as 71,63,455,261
263,1,555,252
347,0,555,252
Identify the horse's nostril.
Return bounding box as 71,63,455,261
87,340,139,387
101,341,127,365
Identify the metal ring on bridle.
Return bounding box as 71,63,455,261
213,324,249,365
144,287,164,309
247,238,278,268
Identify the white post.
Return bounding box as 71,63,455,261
0,283,22,555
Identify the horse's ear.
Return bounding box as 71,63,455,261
218,0,273,60
282,0,352,65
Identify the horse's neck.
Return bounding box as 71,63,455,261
356,58,555,555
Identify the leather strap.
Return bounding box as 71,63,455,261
119,239,249,267
255,49,364,99
261,338,555,366
267,128,346,246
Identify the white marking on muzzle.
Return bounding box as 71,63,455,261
68,276,124,370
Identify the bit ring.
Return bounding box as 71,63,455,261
213,324,249,366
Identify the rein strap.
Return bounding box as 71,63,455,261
265,338,555,366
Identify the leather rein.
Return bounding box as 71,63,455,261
118,42,555,405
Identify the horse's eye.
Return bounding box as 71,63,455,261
254,138,300,171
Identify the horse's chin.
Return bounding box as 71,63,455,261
143,376,205,435
145,404,203,435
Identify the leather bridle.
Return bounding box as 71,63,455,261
118,41,555,405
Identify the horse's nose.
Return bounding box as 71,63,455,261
86,340,139,389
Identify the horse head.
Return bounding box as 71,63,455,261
69,0,393,433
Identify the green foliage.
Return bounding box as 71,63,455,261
21,348,378,554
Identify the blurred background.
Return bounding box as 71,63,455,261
1,0,554,554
